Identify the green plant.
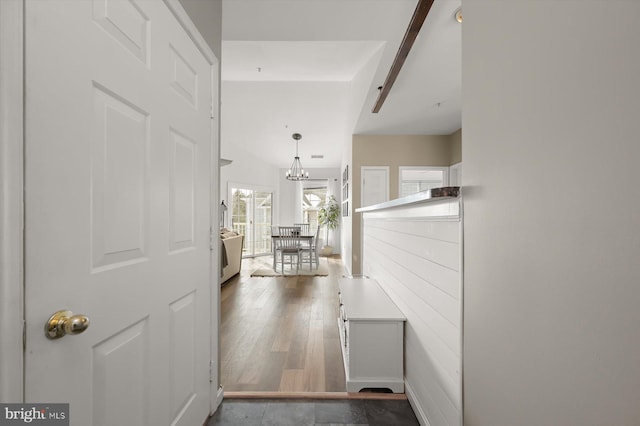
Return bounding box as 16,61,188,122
318,195,340,246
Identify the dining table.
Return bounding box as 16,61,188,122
271,227,317,271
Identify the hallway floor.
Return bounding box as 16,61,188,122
220,255,346,392
207,398,420,426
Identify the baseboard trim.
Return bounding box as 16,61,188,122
405,381,431,426
216,386,224,406
223,391,408,400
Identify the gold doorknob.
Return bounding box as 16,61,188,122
45,310,90,339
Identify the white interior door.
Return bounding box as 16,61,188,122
24,1,214,425
361,166,389,207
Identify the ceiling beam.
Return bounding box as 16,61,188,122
372,0,435,113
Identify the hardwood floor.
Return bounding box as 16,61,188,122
220,255,347,393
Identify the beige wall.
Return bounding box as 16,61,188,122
349,132,460,274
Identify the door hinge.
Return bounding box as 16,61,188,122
210,103,215,120
23,320,26,351
209,360,215,383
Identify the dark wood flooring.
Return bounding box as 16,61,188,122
220,255,347,393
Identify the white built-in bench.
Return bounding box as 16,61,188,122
338,277,406,393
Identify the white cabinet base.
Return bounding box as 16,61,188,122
338,278,406,393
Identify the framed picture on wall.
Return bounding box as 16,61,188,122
342,165,349,216
342,200,349,217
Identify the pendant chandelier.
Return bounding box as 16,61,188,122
285,133,309,181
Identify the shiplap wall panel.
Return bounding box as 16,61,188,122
363,200,459,220
367,234,460,298
365,245,460,389
361,199,462,426
367,226,459,271
366,234,460,321
368,218,460,243
406,337,459,426
366,241,460,351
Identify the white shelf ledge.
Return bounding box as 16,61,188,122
356,186,460,213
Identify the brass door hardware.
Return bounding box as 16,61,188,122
45,310,90,339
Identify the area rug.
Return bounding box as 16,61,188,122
250,257,329,277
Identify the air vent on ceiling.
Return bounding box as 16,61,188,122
311,155,324,159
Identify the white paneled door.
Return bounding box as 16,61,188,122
361,166,389,208
24,1,214,425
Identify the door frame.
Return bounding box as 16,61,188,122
0,0,24,403
0,0,224,411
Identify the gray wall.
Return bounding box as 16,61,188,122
449,128,461,165
463,1,640,425
178,0,222,59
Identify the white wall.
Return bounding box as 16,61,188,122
220,150,281,227
327,173,341,251
277,174,299,226
463,2,640,425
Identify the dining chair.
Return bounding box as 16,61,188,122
294,223,312,250
300,225,320,270
277,226,302,274
311,225,320,269
294,223,311,234
271,225,280,269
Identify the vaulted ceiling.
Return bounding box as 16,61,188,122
221,0,461,169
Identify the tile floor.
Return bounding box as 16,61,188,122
207,398,420,426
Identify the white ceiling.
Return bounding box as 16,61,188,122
222,41,385,82
220,0,462,169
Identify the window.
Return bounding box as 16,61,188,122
399,166,449,198
302,184,328,230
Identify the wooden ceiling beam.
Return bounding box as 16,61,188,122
372,0,435,113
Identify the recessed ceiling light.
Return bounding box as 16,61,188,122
311,155,324,159
455,8,462,23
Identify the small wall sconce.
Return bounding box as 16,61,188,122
220,200,228,228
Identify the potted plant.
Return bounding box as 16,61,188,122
318,195,340,256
